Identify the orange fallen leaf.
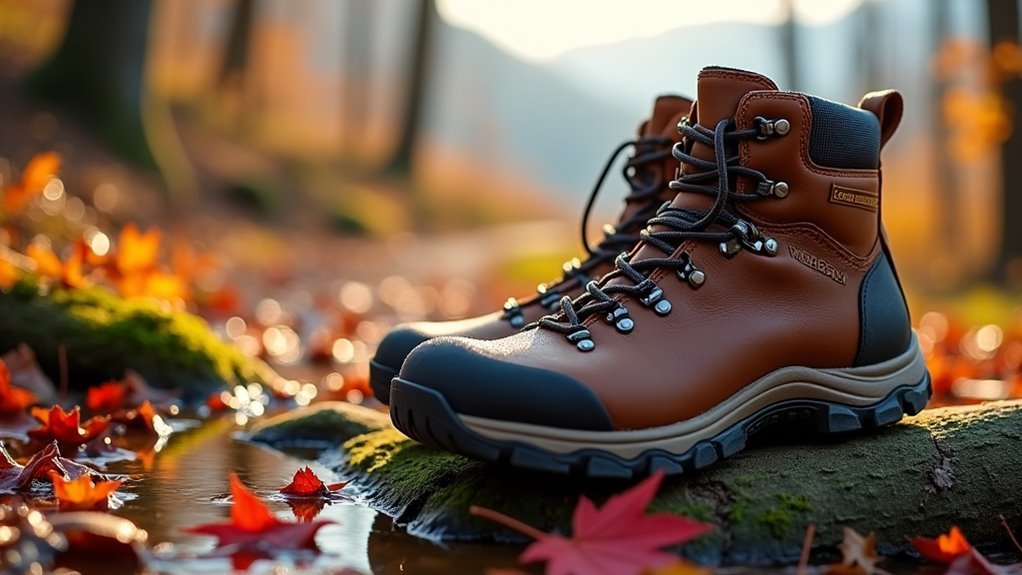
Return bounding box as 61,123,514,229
87,381,128,414
29,405,110,447
2,151,60,214
0,359,36,415
25,243,87,288
114,224,160,277
26,243,62,280
912,526,973,564
0,258,17,289
48,470,122,510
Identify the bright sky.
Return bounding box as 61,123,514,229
436,0,865,61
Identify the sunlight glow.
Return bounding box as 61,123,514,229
437,0,865,61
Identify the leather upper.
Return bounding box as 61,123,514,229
398,67,912,431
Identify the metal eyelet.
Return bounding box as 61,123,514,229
635,280,672,316
502,298,526,327
676,261,706,289
676,116,689,133
567,328,595,352
756,180,789,199
755,116,791,140
605,305,634,334
536,284,562,310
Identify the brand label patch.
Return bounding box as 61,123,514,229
829,184,878,212
788,245,846,285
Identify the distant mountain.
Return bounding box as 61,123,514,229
547,3,938,141
425,19,636,205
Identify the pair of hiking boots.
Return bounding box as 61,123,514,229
369,67,931,479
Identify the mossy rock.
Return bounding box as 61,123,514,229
250,401,392,449
255,399,1022,564
0,280,278,398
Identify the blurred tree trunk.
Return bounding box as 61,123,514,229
932,0,961,273
218,0,255,90
781,0,799,91
343,0,376,157
383,0,436,177
216,0,256,130
26,0,155,167
987,0,1022,285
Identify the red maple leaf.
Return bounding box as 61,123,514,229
471,470,712,575
0,359,36,415
86,381,127,413
183,472,333,551
912,526,973,564
28,405,110,447
279,467,346,497
287,498,326,523
0,441,102,493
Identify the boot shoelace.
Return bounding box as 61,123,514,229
536,116,789,351
500,134,673,328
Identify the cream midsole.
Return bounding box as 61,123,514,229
459,336,928,460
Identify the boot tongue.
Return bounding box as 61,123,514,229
645,95,691,137
668,67,779,213
614,95,692,224
693,67,779,132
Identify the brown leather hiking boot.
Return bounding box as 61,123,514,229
370,95,692,402
389,67,931,478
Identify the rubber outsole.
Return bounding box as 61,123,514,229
369,360,399,404
389,374,932,479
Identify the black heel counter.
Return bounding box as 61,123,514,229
855,250,912,366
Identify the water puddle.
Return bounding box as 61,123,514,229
87,415,527,574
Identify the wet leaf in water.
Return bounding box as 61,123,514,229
48,471,122,511
279,466,346,498
0,441,103,494
28,406,109,448
183,471,334,552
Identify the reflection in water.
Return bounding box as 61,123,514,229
104,415,529,574
108,416,373,573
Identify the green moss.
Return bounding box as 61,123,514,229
654,501,714,522
729,497,749,524
250,401,391,448
779,494,813,513
0,280,277,395
756,506,794,539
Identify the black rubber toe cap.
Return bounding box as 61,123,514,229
373,325,433,373
398,337,614,431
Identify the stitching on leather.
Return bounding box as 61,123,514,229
742,216,877,270
738,92,878,179
700,69,778,91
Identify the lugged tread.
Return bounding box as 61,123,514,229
389,374,933,479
